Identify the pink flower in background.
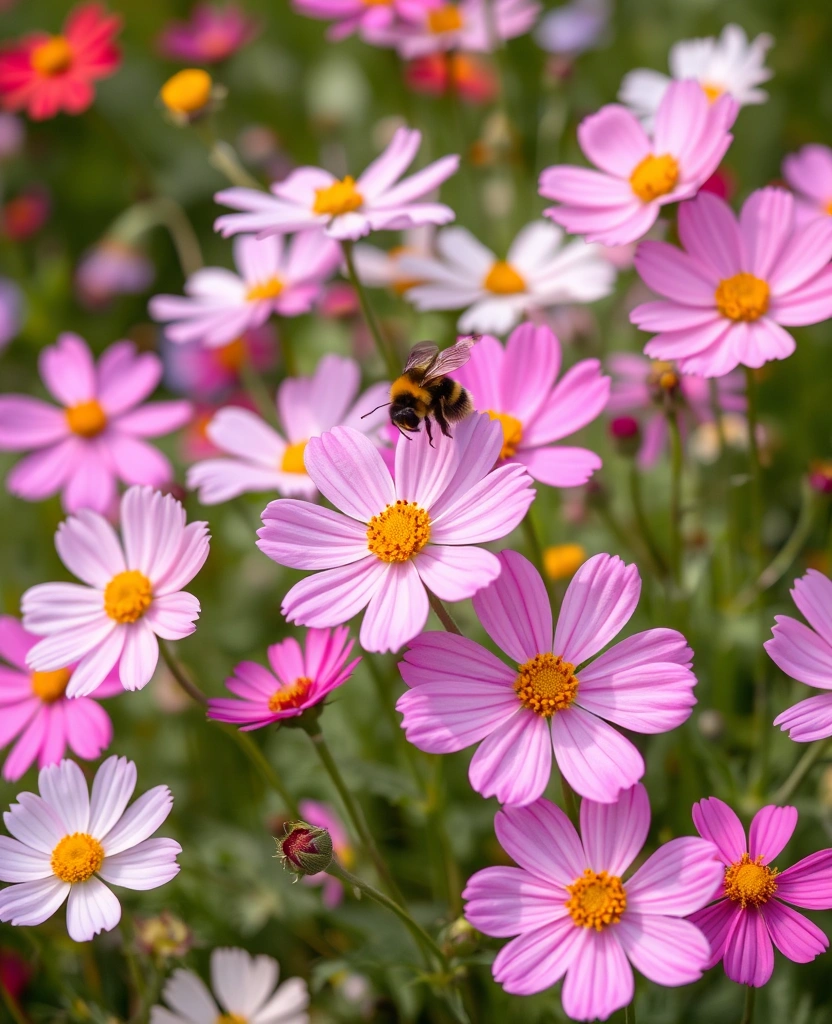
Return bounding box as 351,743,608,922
539,80,737,246
0,277,23,353
607,353,746,468
464,786,722,1017
0,757,180,942
392,0,541,60
0,616,121,781
765,569,832,741
149,233,340,349
75,240,155,309
187,354,390,504
453,322,609,487
398,550,697,804
0,112,25,160
258,414,534,653
208,627,359,730
631,188,832,377
689,797,832,987
0,334,192,514
782,144,832,225
404,52,498,104
215,127,459,242
22,486,210,697
2,186,50,241
157,3,261,63
298,799,353,907
291,0,409,46
163,324,277,400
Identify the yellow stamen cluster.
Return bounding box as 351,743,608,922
629,153,680,202
486,410,523,460
565,869,627,930
543,544,586,581
702,82,724,103
281,440,308,474
715,273,770,322
723,853,778,908
31,667,72,703
246,277,285,302
160,69,213,115
268,677,313,713
427,4,464,33
483,260,526,295
513,652,579,717
214,337,249,372
66,399,108,438
51,832,104,884
104,570,153,624
215,1015,248,1024
313,176,364,217
648,359,680,395
366,500,431,563
31,36,74,76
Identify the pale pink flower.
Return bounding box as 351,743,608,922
214,127,459,243
0,615,121,782
257,414,535,653
290,0,412,46
539,80,737,246
630,188,832,377
75,239,154,309
22,486,210,698
0,757,180,942
392,0,541,60
782,144,832,225
157,3,261,63
398,550,697,804
298,799,353,908
207,627,359,730
0,334,192,514
149,233,340,349
452,322,609,487
187,354,390,504
162,324,277,400
689,797,832,987
464,785,722,1018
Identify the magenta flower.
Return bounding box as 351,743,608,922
630,188,832,377
452,322,609,487
391,0,541,60
0,334,192,514
0,615,121,782
157,3,261,63
149,232,340,349
257,414,534,653
207,627,359,732
162,324,277,400
22,486,210,698
397,550,697,804
215,127,459,242
782,144,832,225
291,0,409,45
464,786,722,1018
689,797,832,987
539,80,737,246
298,799,354,908
765,569,832,741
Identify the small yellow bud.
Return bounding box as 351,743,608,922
543,543,586,581
160,69,213,115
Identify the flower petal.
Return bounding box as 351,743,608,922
468,710,551,806
258,500,371,569
689,899,738,969
494,797,585,887
551,705,644,803
98,837,181,890
691,796,746,865
397,679,518,754
0,836,52,882
305,426,394,522
282,558,386,628
775,850,832,909
472,550,553,663
88,755,137,840
749,805,797,864
462,865,568,938
414,545,500,602
722,907,774,987
491,917,584,996
66,876,121,942
39,758,90,834
561,928,633,1023
765,614,832,689
580,782,649,876
626,837,724,915
616,913,711,986
761,899,828,963
101,784,174,857
554,554,640,665
0,876,69,928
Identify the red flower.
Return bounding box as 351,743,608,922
0,3,121,120
405,53,498,105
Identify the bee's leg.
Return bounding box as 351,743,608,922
424,416,436,448
434,405,453,438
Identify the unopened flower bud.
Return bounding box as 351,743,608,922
275,821,333,877
609,415,641,457
543,543,586,581
809,460,832,495
134,911,193,959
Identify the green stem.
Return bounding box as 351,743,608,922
522,510,546,575
0,975,27,1024
120,920,146,1022
772,740,830,804
341,240,399,378
667,410,684,590
279,324,299,377
709,378,728,459
427,590,463,635
208,140,262,188
625,998,637,1024
239,358,279,427
159,641,208,706
740,984,756,1024
629,462,668,578
560,771,580,828
745,368,764,581
107,197,204,277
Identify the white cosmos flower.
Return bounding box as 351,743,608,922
619,24,773,129
399,221,615,335
0,757,180,943
151,947,309,1024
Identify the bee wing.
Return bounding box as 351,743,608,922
422,335,479,383
403,340,440,374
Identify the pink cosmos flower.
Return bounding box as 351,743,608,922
207,627,359,731
0,757,180,942
765,569,832,741
392,0,541,60
0,334,192,514
689,797,832,987
0,276,23,353
0,615,122,782
157,3,261,63
452,322,609,487
162,324,277,400
188,354,390,504
75,239,154,309
782,144,832,225
630,188,832,377
298,799,353,907
22,486,210,698
291,0,412,46
257,414,535,653
214,127,460,243
397,550,697,804
149,233,340,349
607,353,746,468
464,786,722,1018
538,80,737,246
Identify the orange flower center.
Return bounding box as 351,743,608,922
246,277,284,302
104,570,153,624
825,199,832,216
366,500,431,562
31,667,71,703
629,153,679,202
486,410,523,459
268,676,313,713
483,260,526,295
362,0,393,5
313,176,363,217
51,832,104,884
702,82,724,103
160,69,213,115
715,273,770,322
66,399,108,438
543,544,586,581
647,359,680,394
31,36,74,76
281,440,308,474
565,870,627,930
514,652,578,717
427,4,464,33
723,853,778,907
215,1015,247,1024
213,337,249,372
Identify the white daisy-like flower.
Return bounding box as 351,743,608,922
0,757,180,943
151,946,309,1024
619,24,773,129
399,220,615,335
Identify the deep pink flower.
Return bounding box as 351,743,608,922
405,52,498,104
630,188,832,377
539,80,737,246
398,550,697,804
782,144,832,225
464,785,722,1018
0,616,121,781
689,797,832,987
0,334,192,514
291,0,412,46
162,324,277,400
298,799,354,907
157,3,261,63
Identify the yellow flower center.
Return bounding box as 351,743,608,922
565,870,627,930
715,273,770,322
514,652,579,717
313,176,364,217
366,500,431,563
268,676,313,713
362,0,392,5
51,832,105,884
723,853,778,908
65,399,108,438
486,410,523,459
104,570,153,624
629,153,680,202
31,667,71,703
702,82,724,103
543,544,586,581
647,359,680,394
427,4,464,33
160,69,213,114
825,199,832,216
281,440,308,474
483,260,526,295
215,1016,247,1024
213,337,249,372
31,36,74,76
246,277,284,302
